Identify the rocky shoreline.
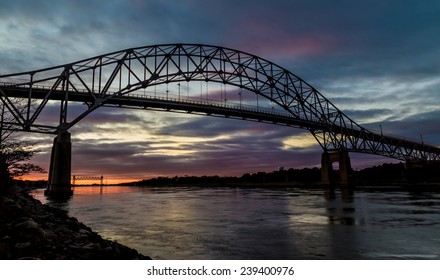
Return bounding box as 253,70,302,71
0,188,150,260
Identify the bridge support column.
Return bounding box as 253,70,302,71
45,132,73,198
321,151,352,187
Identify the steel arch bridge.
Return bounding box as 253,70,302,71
1,43,440,163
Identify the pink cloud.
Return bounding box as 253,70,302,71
248,35,338,59
232,18,339,59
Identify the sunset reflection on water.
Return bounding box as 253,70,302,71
72,186,137,195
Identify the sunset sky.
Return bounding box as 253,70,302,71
1,0,440,184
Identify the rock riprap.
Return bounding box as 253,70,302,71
0,189,150,260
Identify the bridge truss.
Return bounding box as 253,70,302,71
72,175,104,186
1,44,439,161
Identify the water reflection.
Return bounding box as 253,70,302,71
323,187,354,201
72,185,136,195
29,186,440,260
324,188,357,226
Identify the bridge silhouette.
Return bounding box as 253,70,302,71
1,44,439,196
72,175,104,186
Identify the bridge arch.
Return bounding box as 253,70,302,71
1,44,440,196
0,44,349,150
3,43,438,162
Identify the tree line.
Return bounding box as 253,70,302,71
125,162,440,187
130,167,322,187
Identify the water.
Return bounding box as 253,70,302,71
29,186,440,260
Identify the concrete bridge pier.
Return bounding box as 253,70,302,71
321,151,352,187
45,131,73,198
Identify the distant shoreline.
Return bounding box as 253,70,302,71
117,181,440,191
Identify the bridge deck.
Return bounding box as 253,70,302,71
2,82,440,161
0,83,327,130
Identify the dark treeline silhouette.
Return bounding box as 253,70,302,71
124,162,440,187
9,162,440,188
131,167,322,187
354,162,440,185
123,162,440,187
353,163,406,185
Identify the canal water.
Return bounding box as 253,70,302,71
30,186,440,260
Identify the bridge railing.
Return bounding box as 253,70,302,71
123,93,292,118
1,80,295,120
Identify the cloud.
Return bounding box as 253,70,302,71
3,0,440,181
376,110,440,145
65,123,317,180
65,110,321,180
282,133,321,150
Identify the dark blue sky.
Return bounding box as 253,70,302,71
1,0,439,182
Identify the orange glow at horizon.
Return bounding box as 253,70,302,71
71,186,142,195
16,174,143,185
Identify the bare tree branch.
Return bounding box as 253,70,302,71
1,98,46,188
